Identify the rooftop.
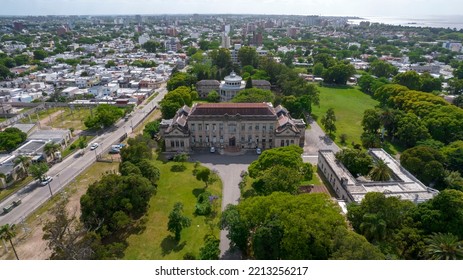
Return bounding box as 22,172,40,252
189,103,275,116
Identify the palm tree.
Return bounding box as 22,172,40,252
359,213,387,243
425,232,463,260
369,159,392,181
0,224,19,260
44,142,61,161
14,155,31,177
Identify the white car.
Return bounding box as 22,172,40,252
256,148,262,155
210,147,216,153
90,143,99,150
40,176,53,186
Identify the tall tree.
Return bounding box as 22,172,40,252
29,162,49,182
321,108,337,137
167,202,191,241
0,224,19,260
393,71,421,90
425,232,463,260
369,159,392,181
238,46,259,68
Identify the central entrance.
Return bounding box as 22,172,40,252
229,136,236,147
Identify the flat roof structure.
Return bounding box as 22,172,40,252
318,148,439,204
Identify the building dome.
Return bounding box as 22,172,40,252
224,71,242,83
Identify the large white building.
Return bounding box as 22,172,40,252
318,148,439,204
161,103,306,153
219,72,245,102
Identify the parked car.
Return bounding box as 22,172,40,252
90,143,99,150
40,176,53,186
210,146,216,153
256,148,262,155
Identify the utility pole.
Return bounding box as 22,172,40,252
47,181,53,197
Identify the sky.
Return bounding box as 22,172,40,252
1,0,462,18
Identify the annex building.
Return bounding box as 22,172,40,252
318,148,439,204
196,72,271,101
160,103,306,152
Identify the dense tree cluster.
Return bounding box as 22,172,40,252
221,192,384,259
348,191,463,259
0,127,27,152
231,88,275,103
84,104,125,130
248,146,312,195
160,86,198,119
79,136,159,259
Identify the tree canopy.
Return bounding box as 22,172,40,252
221,192,383,259
84,105,125,130
0,127,27,152
231,88,274,103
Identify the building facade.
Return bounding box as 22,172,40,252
161,103,306,152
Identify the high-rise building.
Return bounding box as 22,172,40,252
221,33,231,49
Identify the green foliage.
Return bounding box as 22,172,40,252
167,202,191,241
424,232,463,260
320,108,337,136
313,62,324,76
322,63,356,85
441,141,463,175
369,60,398,78
136,159,160,185
221,192,377,259
231,88,275,103
0,127,27,152
252,165,303,195
33,49,48,60
80,174,156,237
248,145,304,178
206,90,220,103
143,120,160,138
160,86,198,119
393,71,421,90
195,191,212,216
412,190,463,239
119,161,142,176
195,168,216,188
335,148,373,176
238,46,259,68
400,145,445,186
369,159,392,181
167,72,197,91
0,64,13,79
120,138,153,164
199,235,220,260
84,105,124,130
29,162,49,181
142,40,159,53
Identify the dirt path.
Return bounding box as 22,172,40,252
39,110,65,129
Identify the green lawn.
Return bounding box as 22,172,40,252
123,160,222,260
312,85,379,148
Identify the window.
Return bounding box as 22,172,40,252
199,135,202,143
269,125,274,131
198,124,202,131
213,136,217,143
249,136,252,143
206,124,209,131
213,124,216,131
241,124,245,131
286,140,290,146
281,140,284,146
176,140,180,147
191,137,195,143
219,123,223,131
262,125,266,131
181,141,184,147
255,124,259,130
241,136,245,142
220,136,224,143
190,124,195,131
248,125,252,131
291,140,294,144
171,141,174,147
206,136,209,143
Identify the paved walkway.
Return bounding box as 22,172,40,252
189,152,258,259
303,117,341,164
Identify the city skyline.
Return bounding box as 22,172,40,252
1,0,462,18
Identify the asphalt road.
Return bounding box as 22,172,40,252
0,86,168,226
303,116,341,164
189,152,258,259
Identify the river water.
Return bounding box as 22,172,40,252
348,15,463,30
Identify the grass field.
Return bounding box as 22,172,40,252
48,107,93,131
311,85,379,148
123,160,222,260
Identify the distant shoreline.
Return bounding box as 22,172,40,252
349,15,463,30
